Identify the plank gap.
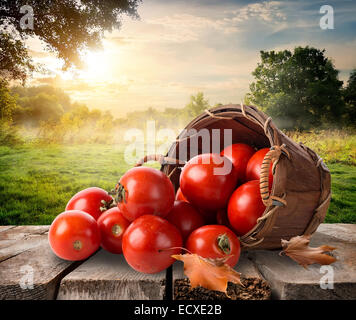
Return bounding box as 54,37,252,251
52,260,84,300
164,265,173,300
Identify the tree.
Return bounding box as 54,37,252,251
0,33,35,83
246,46,344,129
12,85,73,112
343,69,356,126
0,0,141,82
11,85,82,126
0,79,22,145
0,79,17,122
185,92,210,118
15,92,64,126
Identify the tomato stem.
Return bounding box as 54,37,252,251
99,198,115,212
217,233,231,255
109,182,127,204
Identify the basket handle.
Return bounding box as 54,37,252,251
135,154,186,167
259,144,290,207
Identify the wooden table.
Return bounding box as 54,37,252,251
1,224,355,300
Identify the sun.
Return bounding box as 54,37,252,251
57,40,123,83
81,49,112,81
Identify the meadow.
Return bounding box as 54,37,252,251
0,129,355,225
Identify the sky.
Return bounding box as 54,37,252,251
28,0,356,117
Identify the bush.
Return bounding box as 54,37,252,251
0,121,23,146
286,129,356,165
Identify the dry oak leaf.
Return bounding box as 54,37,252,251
172,253,243,294
280,235,337,269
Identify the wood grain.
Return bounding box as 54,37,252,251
0,236,79,300
57,249,166,300
0,226,49,262
248,225,356,299
1,224,355,300
0,226,16,233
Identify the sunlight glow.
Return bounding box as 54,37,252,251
80,49,113,81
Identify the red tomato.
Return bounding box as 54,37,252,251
180,153,237,211
49,210,101,261
66,187,113,220
186,225,241,267
116,167,175,221
176,188,216,224
245,148,273,189
176,187,188,202
221,143,255,184
216,209,234,230
166,201,205,241
198,208,218,225
227,180,266,236
97,207,131,254
122,215,182,274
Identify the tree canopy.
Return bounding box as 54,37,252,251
0,0,141,82
246,46,345,129
0,78,17,122
343,69,356,126
184,92,210,118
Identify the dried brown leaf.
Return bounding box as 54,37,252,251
281,235,337,269
172,253,243,294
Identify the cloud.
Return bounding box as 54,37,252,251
107,36,134,46
322,38,356,76
224,1,287,24
120,1,289,44
146,14,216,41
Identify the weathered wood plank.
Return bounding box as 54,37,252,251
57,249,166,300
316,223,356,243
0,236,79,300
235,251,264,278
248,224,356,300
1,223,355,300
0,225,49,243
0,226,16,233
0,226,49,262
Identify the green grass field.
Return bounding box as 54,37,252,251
0,143,355,225
0,144,131,225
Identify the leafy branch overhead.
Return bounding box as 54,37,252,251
0,0,142,82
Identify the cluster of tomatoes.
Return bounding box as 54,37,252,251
48,143,272,274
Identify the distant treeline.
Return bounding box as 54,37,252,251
0,81,211,145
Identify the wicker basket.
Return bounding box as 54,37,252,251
153,104,331,250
